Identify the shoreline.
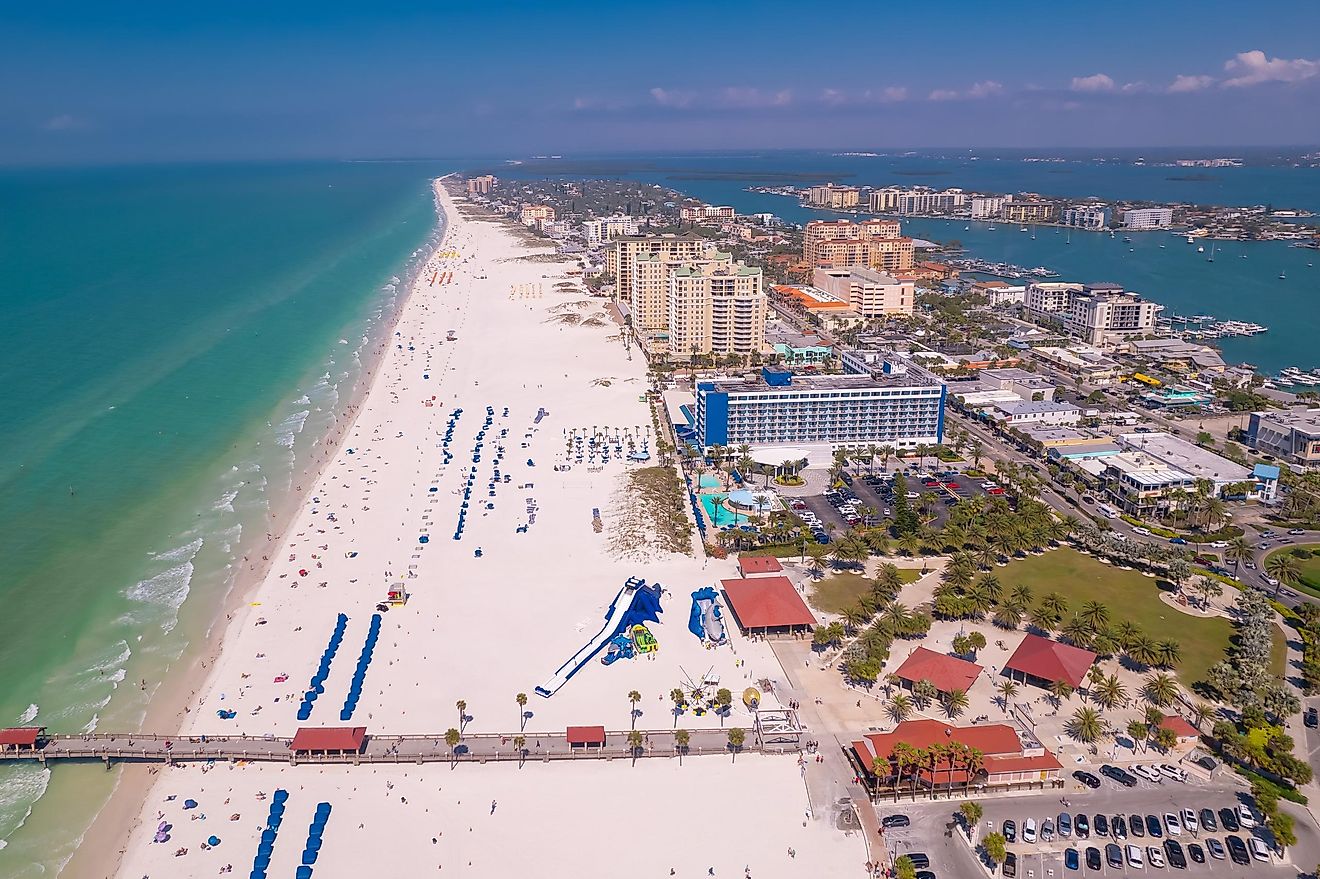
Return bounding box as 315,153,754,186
60,177,453,879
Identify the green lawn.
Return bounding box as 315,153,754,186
1263,545,1320,600
809,569,922,614
996,548,1234,687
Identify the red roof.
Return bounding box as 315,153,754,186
737,556,783,576
566,725,606,745
288,727,367,752
893,647,982,693
0,728,42,747
1004,634,1096,688
720,577,816,630
852,719,1061,783
1160,714,1200,739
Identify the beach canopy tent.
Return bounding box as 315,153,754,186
0,727,44,751
288,727,368,754
566,725,606,748
720,576,816,636
737,556,783,577
1003,634,1096,689
893,647,983,695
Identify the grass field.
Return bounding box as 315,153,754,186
996,548,1239,687
810,569,922,614
1262,545,1320,600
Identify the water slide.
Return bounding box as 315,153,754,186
536,577,662,698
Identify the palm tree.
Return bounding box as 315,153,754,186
627,690,642,728
516,692,528,731
1225,536,1252,576
879,445,896,471
1153,639,1182,669
1127,719,1150,753
1048,679,1074,709
1077,601,1110,630
456,699,468,732
1142,672,1179,707
942,688,970,719
1126,633,1158,669
888,692,914,723
1068,706,1106,744
626,729,644,763
726,727,746,762
911,679,938,710
873,563,903,598
898,531,924,557
444,727,462,765
674,728,691,764
669,688,686,727
1091,675,1128,710
512,734,527,767
804,542,830,577
1265,552,1301,597
1189,701,1216,731
995,679,1018,712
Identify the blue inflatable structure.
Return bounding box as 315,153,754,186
688,587,727,644
535,577,662,697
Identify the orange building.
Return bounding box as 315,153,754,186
803,219,913,274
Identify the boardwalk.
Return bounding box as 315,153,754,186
0,727,801,766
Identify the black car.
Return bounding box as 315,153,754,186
1187,843,1206,864
1065,848,1080,871
1164,839,1187,869
1003,820,1016,843
1219,807,1240,832
1198,808,1217,833
1002,852,1017,878
1093,814,1109,838
1085,847,1102,871
1226,835,1250,865
1306,706,1318,728
1129,814,1145,838
882,814,910,829
908,853,930,870
1073,770,1101,789
1074,813,1089,839
1112,815,1127,840
916,873,936,879
1100,764,1138,787
1105,844,1124,868
1145,814,1163,838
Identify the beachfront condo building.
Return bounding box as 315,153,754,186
607,235,708,308
870,187,968,215
806,183,861,209
694,365,945,450
1061,205,1108,230
803,219,914,274
1122,207,1175,229
813,266,915,317
583,216,639,246
680,204,736,222
1002,201,1056,224
971,195,1012,219
520,204,556,225
466,175,496,195
666,258,766,361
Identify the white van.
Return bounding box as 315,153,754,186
1126,845,1145,868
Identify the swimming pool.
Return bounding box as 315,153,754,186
698,474,722,490
698,493,741,528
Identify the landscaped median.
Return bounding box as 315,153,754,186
1261,544,1320,600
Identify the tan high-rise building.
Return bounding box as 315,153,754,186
806,183,861,209
666,257,766,360
606,236,707,307
803,219,913,273
466,175,496,195
1002,201,1055,224
519,204,555,225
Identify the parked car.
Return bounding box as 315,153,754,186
1163,812,1182,836
1058,813,1072,839
1128,814,1145,838
1179,809,1198,833
1198,809,1217,833
1289,528,1306,535
1206,837,1226,860
1305,707,1317,728
1236,804,1256,829
907,853,930,869
1023,818,1037,843
1003,820,1016,843
1160,764,1187,783
1218,808,1240,832
1003,852,1018,877
1041,818,1055,842
1146,845,1166,868
1106,844,1123,869
1186,842,1205,864
1132,764,1162,783
1164,839,1186,869
881,814,910,829
1085,847,1102,871
1125,844,1145,869
1064,848,1079,871
1093,814,1109,838
1145,814,1163,838
1073,770,1101,789
1074,814,1089,839
1226,835,1250,865
1249,837,1271,862
1101,764,1138,787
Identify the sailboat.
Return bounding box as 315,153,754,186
1206,242,1216,263
1065,228,1072,245
1280,270,1288,280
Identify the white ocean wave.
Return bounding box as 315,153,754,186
0,765,51,849
148,537,204,566
16,704,38,725
79,714,99,734
273,409,311,449
122,560,195,633
212,488,239,513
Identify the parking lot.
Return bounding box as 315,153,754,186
872,776,1297,878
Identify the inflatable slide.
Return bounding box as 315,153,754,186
535,577,663,697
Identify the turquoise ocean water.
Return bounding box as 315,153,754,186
0,161,446,875
495,150,1320,372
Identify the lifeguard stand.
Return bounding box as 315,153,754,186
386,583,409,607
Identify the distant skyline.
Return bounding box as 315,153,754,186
4,0,1320,164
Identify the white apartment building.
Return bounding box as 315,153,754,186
1122,207,1174,229
1025,282,1159,346
1024,282,1083,318
1061,205,1107,230
870,188,967,215
666,259,766,360
971,195,1012,219
583,215,639,246
813,266,915,318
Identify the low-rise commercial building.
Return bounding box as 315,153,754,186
519,204,555,225
1246,409,1320,467
813,266,915,317
979,368,1057,401
679,204,735,222
973,280,1027,307
986,399,1081,426
1002,201,1056,224
1029,345,1121,384
1116,431,1254,495
694,364,945,450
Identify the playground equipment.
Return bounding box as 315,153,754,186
536,577,663,697
632,624,658,654
687,587,727,645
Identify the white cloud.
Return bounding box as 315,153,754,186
880,86,908,102
1070,73,1115,93
43,114,80,131
1167,74,1215,93
718,87,793,108
649,87,693,108
928,89,960,102
1222,49,1320,87
1121,81,1150,93
966,80,1004,99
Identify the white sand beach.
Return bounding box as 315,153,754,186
104,180,863,879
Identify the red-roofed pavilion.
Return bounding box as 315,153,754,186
737,556,783,577
288,727,367,754
566,726,606,748
893,647,982,694
720,576,816,635
0,728,43,752
1003,634,1096,689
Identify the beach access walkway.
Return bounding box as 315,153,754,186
0,723,802,767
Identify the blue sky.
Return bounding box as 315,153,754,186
4,0,1320,163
